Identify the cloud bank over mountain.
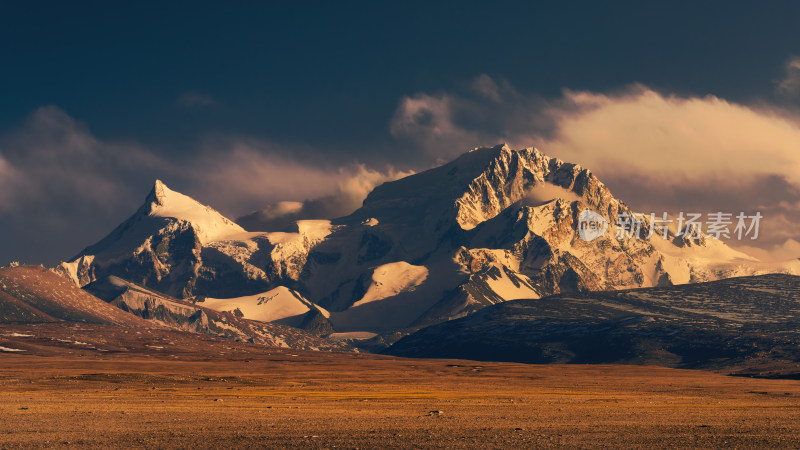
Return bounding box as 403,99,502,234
0,107,410,264
3,75,800,264
391,78,800,256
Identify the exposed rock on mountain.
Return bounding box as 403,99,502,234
56,145,800,334
83,275,349,351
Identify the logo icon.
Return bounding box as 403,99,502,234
578,209,608,242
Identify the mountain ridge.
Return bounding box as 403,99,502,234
385,273,800,376
54,144,800,335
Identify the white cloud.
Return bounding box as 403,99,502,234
236,162,414,231
336,164,415,204
392,75,800,186
777,56,800,96
389,75,556,161
181,139,413,219
737,239,800,263
391,93,461,138
0,106,163,215
0,107,416,262
0,106,172,264
538,87,800,186
0,107,413,224
187,142,345,211
525,183,581,206
8,75,800,263
391,76,800,252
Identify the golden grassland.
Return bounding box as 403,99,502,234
1,351,800,448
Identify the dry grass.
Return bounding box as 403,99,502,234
1,351,800,448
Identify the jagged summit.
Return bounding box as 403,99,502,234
352,144,615,234
139,179,244,243
57,181,246,296
148,179,170,206
90,179,244,251
55,145,800,332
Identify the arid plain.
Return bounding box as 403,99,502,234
2,324,800,448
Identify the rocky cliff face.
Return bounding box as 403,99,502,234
56,145,800,333
83,276,350,351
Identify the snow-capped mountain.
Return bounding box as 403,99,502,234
82,275,348,350
201,286,333,333
59,180,260,298
56,145,800,334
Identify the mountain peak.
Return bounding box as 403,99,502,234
57,143,800,332
148,179,169,206
468,143,511,154
139,181,244,243
74,180,245,264
356,144,611,233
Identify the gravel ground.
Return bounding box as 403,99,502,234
1,345,800,448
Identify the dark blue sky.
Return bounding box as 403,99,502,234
2,1,800,265
3,1,799,153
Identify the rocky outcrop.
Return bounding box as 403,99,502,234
54,145,800,334
84,276,350,351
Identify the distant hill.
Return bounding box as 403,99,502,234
0,266,152,327
386,274,800,377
